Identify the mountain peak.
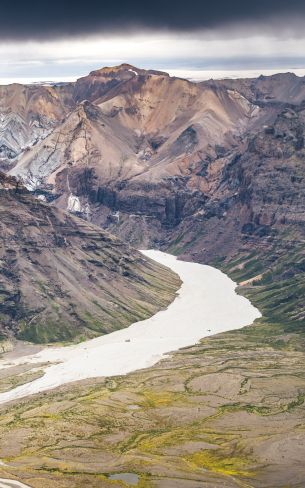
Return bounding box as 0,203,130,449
73,64,169,103
87,63,169,79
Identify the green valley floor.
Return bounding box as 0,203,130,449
0,318,304,487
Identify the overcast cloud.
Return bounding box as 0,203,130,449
1,0,305,39
1,0,305,80
1,32,305,80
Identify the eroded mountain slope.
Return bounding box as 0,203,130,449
0,173,180,343
0,83,72,172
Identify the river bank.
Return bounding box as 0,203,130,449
0,251,260,405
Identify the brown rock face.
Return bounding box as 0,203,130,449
169,103,305,260
0,173,180,343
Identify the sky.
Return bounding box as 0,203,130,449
1,0,305,81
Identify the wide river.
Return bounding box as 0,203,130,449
0,251,261,405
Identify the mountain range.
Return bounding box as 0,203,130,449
1,64,305,488
1,64,305,336
2,65,305,335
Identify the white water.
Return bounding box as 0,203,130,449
0,251,261,405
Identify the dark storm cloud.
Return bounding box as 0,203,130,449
2,0,305,39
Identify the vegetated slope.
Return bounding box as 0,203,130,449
0,173,180,343
1,323,304,488
170,101,305,332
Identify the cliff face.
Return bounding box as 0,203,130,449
158,100,305,331
0,173,180,343
169,103,305,258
